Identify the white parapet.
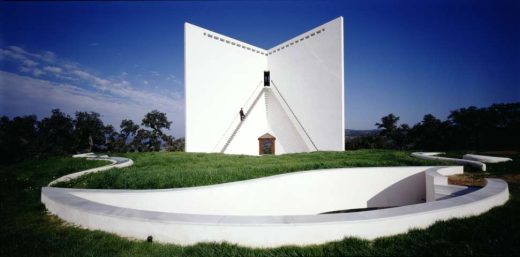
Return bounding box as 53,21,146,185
411,152,487,171
463,154,513,163
48,155,133,186
42,158,509,247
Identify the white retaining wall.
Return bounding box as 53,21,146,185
42,165,509,247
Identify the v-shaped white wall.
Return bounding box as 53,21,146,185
185,17,344,155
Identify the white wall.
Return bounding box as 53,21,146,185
68,166,431,215
265,90,309,153
41,165,510,247
185,17,344,155
267,17,344,151
185,23,268,153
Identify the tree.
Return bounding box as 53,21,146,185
118,119,140,152
103,125,121,152
162,135,185,152
410,114,446,150
375,113,401,148
394,124,411,150
38,109,74,154
73,111,105,153
448,106,494,150
140,110,172,151
376,114,399,138
0,115,38,163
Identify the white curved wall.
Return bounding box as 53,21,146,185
42,165,509,247
65,166,440,216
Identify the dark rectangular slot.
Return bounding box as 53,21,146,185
264,71,270,86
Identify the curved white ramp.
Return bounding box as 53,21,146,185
41,158,509,247
411,152,487,171
463,154,513,163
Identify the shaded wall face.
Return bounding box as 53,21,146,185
185,23,268,153
69,166,428,216
265,90,308,153
267,18,345,151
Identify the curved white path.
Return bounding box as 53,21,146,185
462,154,512,164
48,153,133,186
411,152,514,172
411,152,487,171
41,154,509,247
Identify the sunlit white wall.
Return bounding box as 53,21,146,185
185,17,344,155
185,23,268,153
267,17,344,151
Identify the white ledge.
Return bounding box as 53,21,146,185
463,154,513,163
41,156,509,247
411,152,487,171
48,153,133,186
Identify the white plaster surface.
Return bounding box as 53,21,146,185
49,153,133,186
42,157,509,247
267,18,344,152
411,152,487,171
463,154,513,163
185,17,344,155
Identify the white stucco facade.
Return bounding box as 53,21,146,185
185,17,344,155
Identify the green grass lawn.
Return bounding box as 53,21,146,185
1,150,519,256
56,150,446,189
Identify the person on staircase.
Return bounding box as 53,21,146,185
239,108,246,121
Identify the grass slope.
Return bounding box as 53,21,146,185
57,150,444,189
0,150,518,256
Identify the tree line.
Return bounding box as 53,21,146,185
346,102,520,151
0,109,184,164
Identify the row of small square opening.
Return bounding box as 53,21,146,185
267,28,325,56
203,32,268,56
202,27,325,56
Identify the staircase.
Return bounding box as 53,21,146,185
220,84,265,153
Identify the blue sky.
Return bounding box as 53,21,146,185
1,0,518,137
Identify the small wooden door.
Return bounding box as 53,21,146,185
258,133,276,155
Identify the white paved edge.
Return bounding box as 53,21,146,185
411,152,487,171
463,154,513,163
48,153,134,186
41,160,510,247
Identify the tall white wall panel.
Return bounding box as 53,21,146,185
185,17,344,155
267,17,344,151
185,23,267,153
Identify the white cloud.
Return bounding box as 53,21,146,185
43,66,63,74
23,59,38,67
0,71,185,136
1,48,27,62
42,51,56,63
19,66,31,73
33,69,45,77
0,45,185,136
143,80,149,85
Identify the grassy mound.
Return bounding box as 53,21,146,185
56,149,444,189
0,150,518,256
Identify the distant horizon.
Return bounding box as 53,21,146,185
1,1,519,137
